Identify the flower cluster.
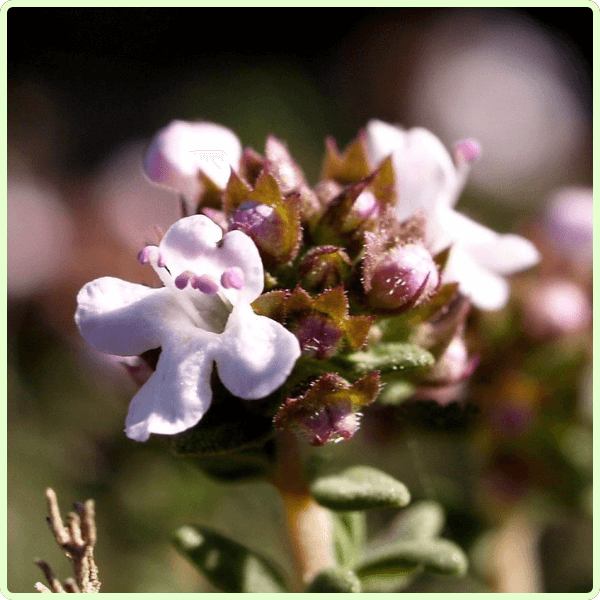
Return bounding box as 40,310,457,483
76,119,539,450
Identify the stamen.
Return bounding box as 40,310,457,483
137,246,154,265
192,275,219,295
157,253,166,268
221,267,245,290
153,225,164,242
453,139,481,165
174,271,194,290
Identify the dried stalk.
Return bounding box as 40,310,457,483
34,488,101,593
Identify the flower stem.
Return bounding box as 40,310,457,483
269,431,334,591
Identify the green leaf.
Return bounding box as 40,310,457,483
331,511,366,568
377,379,416,406
382,500,446,541
344,343,434,375
173,525,289,593
305,567,361,592
357,538,468,578
311,466,411,511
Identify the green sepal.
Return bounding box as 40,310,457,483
173,524,289,592
344,342,435,375
331,510,366,568
357,538,468,578
305,566,361,593
311,466,411,511
321,135,373,185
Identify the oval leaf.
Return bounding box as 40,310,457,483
311,466,411,511
173,525,288,592
345,343,434,375
305,567,361,593
376,500,446,544
358,538,468,578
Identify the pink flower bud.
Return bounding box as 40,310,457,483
342,190,380,233
367,243,439,310
230,202,287,261
292,314,344,359
296,400,360,446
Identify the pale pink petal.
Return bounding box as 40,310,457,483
444,247,510,311
469,233,540,275
158,215,264,304
143,120,242,202
75,277,176,356
125,335,217,441
366,120,459,219
215,304,301,400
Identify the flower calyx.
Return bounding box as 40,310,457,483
274,372,381,446
226,170,302,266
286,286,373,359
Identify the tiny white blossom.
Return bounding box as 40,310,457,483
366,120,540,310
75,215,301,442
143,120,242,209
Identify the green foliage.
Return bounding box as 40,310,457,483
344,342,435,375
172,524,289,593
311,466,411,511
331,511,366,568
305,566,362,592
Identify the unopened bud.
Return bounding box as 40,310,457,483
367,243,439,310
341,190,380,233
296,400,360,446
230,201,287,261
292,314,344,359
299,246,351,292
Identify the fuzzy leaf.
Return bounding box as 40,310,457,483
345,342,435,375
331,511,366,568
372,500,445,545
357,538,468,577
173,525,288,592
305,567,361,593
311,466,411,511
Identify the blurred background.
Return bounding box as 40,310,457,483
8,7,592,593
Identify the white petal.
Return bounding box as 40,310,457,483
159,215,264,304
124,334,217,441
366,120,459,219
444,247,510,311
215,304,301,399
143,120,242,201
469,233,540,275
75,277,173,356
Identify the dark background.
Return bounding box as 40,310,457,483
8,7,593,175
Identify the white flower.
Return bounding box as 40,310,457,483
143,120,242,209
75,215,301,442
365,120,540,310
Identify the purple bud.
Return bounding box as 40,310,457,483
293,314,344,359
192,274,219,295
230,202,286,260
367,243,439,310
220,267,245,290
453,139,481,164
297,400,360,446
174,270,194,290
